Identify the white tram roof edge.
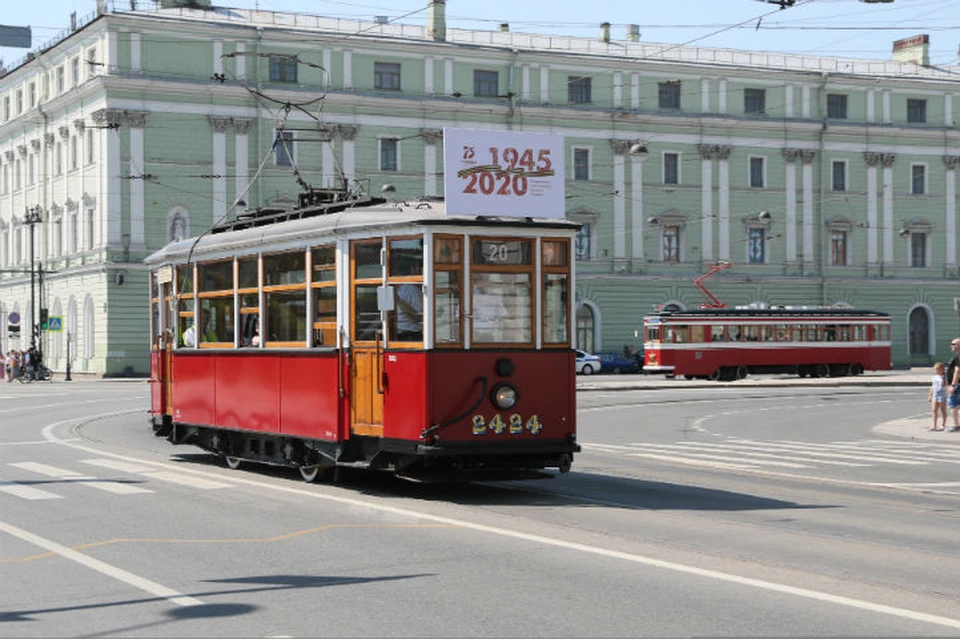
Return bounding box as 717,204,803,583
145,198,580,266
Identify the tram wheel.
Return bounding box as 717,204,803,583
708,368,721,382
735,365,747,380
814,363,830,378
299,465,321,483
224,456,242,470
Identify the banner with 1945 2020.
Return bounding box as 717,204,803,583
442,128,565,219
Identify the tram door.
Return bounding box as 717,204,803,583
349,240,385,437
154,271,175,415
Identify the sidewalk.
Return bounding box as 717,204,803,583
577,368,960,445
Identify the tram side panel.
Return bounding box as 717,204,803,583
171,354,218,426
279,353,343,440
381,351,428,441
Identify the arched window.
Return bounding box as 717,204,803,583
83,294,94,358
168,207,190,243
576,303,596,352
908,306,931,358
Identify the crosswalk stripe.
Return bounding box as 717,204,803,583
619,444,811,468
0,480,62,500
648,442,869,467
626,452,759,471
140,470,232,490
8,462,154,495
81,459,156,473
720,441,927,465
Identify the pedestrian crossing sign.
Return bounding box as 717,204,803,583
47,316,63,332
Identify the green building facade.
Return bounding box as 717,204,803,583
0,0,957,373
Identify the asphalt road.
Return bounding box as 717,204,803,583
1,379,958,637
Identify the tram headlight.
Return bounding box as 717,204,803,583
491,383,518,410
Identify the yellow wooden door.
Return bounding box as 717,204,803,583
350,346,384,437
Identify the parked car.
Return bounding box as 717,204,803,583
597,351,643,374
575,349,601,375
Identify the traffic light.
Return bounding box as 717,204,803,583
40,308,48,330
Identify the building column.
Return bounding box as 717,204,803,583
800,150,815,266
422,128,441,196
945,155,960,268
424,56,434,95
717,146,731,261
881,153,896,266
630,151,645,265
697,144,716,263
612,72,622,109
864,152,880,265
782,148,799,264
92,108,123,245
539,64,549,104
340,125,357,190
610,139,630,261
321,124,335,188
125,111,147,250
233,118,252,204
209,115,230,223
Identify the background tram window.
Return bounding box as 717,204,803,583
854,325,866,341
729,326,743,342
838,325,851,341
710,325,725,342
776,324,789,341
689,325,705,343
646,325,661,342
761,325,775,341
806,326,822,342
744,325,761,342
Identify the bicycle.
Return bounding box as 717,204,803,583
17,364,52,383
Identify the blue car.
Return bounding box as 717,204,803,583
597,351,643,374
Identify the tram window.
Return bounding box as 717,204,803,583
854,325,866,341
355,243,382,280
688,325,704,343
264,290,306,344
312,286,336,346
838,325,851,341
311,245,336,282
542,240,568,267
389,283,423,342
241,314,260,347
761,325,774,341
776,325,789,341
176,265,193,294
646,325,661,342
729,326,743,342
199,297,234,345
238,258,258,289
744,325,760,342
472,272,531,344
543,273,568,343
176,297,195,347
435,270,461,344
806,326,822,342
199,260,233,292
673,326,689,343
263,252,305,286
824,325,837,341
354,285,380,341
435,237,461,264
389,238,423,276
710,325,725,342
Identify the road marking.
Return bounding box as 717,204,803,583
9,462,154,495
82,459,233,489
0,519,202,607
0,480,62,500
36,409,960,631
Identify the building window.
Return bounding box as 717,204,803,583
374,62,401,90
28,83,35,108
658,81,681,110
830,230,848,266
71,57,80,86
749,156,765,188
14,159,21,190
85,207,95,249
575,224,591,261
3,96,8,121
27,155,34,186
827,94,847,119
663,152,679,185
53,218,62,257
575,304,595,353
87,48,98,76
744,88,765,115
747,227,766,264
568,76,592,104
269,55,297,83
86,128,94,165
15,90,22,114
56,66,65,94
473,70,498,97
380,138,398,171
909,306,931,357
573,148,590,180
910,232,928,267
70,136,78,170
911,164,926,194
831,160,847,191
274,130,294,166
662,225,680,262
55,143,63,176
907,98,927,123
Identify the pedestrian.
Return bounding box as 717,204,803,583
928,361,947,431
946,338,960,431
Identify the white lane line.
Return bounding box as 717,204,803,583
0,480,62,500
81,459,232,490
0,519,202,607
9,462,154,495
40,409,960,631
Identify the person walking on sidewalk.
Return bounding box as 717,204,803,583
946,338,960,431
928,362,947,431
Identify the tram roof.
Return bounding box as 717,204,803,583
647,308,890,319
145,197,580,265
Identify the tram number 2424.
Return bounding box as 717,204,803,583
472,413,544,436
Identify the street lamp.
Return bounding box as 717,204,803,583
24,205,42,351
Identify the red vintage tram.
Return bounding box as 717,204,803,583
642,307,892,381
146,192,580,482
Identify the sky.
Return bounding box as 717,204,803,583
1,0,957,70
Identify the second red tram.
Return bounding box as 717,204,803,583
146,194,580,481
643,308,892,380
